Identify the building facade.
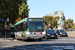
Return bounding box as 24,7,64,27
45,11,64,17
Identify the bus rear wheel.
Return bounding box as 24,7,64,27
38,39,41,41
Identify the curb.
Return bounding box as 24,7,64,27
0,38,15,41
0,39,16,41
68,36,75,37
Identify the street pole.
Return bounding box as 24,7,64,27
5,21,7,39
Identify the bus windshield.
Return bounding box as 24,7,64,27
28,22,44,31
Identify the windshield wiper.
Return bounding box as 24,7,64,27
28,29,37,31
37,29,44,32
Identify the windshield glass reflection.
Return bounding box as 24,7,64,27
28,22,44,31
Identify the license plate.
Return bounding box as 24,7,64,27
51,35,55,37
34,37,39,39
63,34,65,35
36,33,40,35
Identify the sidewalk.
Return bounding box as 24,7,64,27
67,31,75,37
0,38,15,41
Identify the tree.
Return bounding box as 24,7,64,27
52,16,66,29
19,0,30,19
64,20,67,29
0,0,21,24
0,0,29,25
43,16,53,29
52,16,59,28
66,18,73,28
15,17,22,23
71,24,75,29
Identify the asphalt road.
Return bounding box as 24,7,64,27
0,37,75,50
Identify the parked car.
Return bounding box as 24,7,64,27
56,29,68,37
70,29,74,31
46,29,58,39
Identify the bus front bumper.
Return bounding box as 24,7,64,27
25,34,46,39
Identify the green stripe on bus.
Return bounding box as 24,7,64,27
15,18,27,25
23,31,25,37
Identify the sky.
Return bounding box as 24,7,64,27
27,0,75,23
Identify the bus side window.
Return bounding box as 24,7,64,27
22,22,26,31
14,27,16,32
15,26,18,32
17,25,20,31
16,25,20,32
26,23,28,30
20,23,23,31
23,22,26,31
23,22,28,31
20,22,25,31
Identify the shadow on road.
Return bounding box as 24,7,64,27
16,39,56,42
0,37,61,42
0,43,75,50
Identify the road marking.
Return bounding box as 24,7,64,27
13,40,18,41
57,39,75,40
53,48,63,50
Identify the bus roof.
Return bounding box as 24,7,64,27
15,18,45,25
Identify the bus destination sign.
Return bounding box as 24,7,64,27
28,18,44,21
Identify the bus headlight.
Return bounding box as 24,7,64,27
25,31,30,35
42,31,46,34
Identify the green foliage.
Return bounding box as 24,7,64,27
43,16,66,29
64,20,67,29
19,2,30,19
0,0,29,25
0,0,21,24
52,16,59,28
71,24,75,29
43,16,53,29
67,18,73,28
15,17,22,23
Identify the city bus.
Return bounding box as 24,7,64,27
13,18,46,41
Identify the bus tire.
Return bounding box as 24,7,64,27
15,35,18,40
66,34,68,37
46,36,48,39
38,39,41,41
